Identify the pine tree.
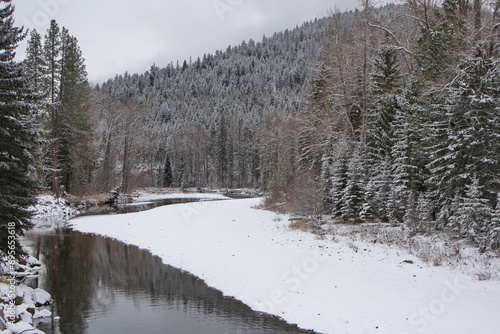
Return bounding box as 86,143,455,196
359,178,375,221
162,154,173,187
23,29,47,185
372,47,401,95
415,0,469,82
0,0,37,256
43,19,62,196
59,28,90,192
487,194,500,249
215,112,230,187
341,147,366,222
451,178,493,239
431,49,500,206
24,29,45,93
328,142,349,219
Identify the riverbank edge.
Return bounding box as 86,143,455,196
69,197,500,334
0,255,53,334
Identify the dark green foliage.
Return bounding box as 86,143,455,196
430,50,500,204
416,0,469,81
26,20,90,195
372,48,401,95
0,0,37,256
162,155,173,187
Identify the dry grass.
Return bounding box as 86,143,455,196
257,196,500,281
64,193,111,209
323,223,500,281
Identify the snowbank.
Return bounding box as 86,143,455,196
29,195,78,219
0,256,53,334
131,191,230,202
69,198,500,334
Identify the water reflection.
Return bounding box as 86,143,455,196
23,228,314,334
80,197,218,216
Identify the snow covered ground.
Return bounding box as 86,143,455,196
0,256,53,334
130,190,230,202
29,195,79,219
69,197,500,334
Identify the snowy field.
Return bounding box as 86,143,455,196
69,197,500,334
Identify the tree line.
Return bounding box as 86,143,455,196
293,0,500,250
2,0,499,254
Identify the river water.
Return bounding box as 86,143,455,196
22,199,314,334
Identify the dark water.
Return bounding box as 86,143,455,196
80,197,210,216
22,199,314,334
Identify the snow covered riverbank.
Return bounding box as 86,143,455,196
69,197,500,334
0,256,53,334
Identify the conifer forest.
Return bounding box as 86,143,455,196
3,0,500,251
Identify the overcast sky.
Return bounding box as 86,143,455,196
13,0,371,83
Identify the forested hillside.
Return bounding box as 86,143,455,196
22,1,500,250
92,17,330,191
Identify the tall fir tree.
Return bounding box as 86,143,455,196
487,194,500,250
451,178,493,239
59,28,90,192
0,0,37,256
23,29,47,184
43,19,62,196
416,0,469,82
23,29,45,93
340,146,366,222
430,49,500,205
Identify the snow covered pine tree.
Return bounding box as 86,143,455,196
0,0,37,256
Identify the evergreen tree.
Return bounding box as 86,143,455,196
328,141,349,219
0,0,37,256
416,0,469,82
341,147,366,222
487,194,500,249
372,47,401,95
23,29,47,184
215,112,229,187
59,28,90,192
43,19,62,196
359,178,375,221
162,154,173,187
450,178,493,239
430,49,500,206
24,29,45,93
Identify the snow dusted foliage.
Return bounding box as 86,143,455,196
94,18,330,190
0,0,38,256
489,194,500,249
434,50,500,203
425,50,500,243
300,3,500,248
451,178,493,240
340,146,365,222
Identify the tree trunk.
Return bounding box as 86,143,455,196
51,107,61,198
102,131,113,191
122,132,130,194
474,0,482,41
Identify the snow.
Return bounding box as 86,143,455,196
0,283,52,334
29,195,78,219
0,253,53,334
69,197,500,334
131,191,230,202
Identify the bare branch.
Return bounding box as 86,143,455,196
397,14,427,25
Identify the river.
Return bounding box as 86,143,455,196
22,198,314,334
